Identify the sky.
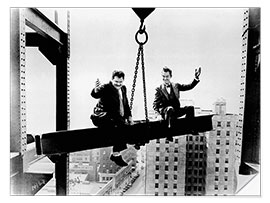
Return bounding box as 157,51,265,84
25,8,244,134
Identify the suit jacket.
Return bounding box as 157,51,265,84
153,79,199,114
91,81,131,119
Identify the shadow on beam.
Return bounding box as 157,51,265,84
36,115,213,155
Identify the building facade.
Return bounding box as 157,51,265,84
145,99,239,196
205,99,238,195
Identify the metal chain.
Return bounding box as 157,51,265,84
129,45,142,110
140,46,149,122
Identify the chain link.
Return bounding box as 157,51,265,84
129,44,149,123
129,45,142,111
140,46,149,122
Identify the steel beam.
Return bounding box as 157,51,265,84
36,115,213,156
24,8,65,45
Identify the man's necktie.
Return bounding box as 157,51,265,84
118,89,124,117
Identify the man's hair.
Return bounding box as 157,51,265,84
162,66,172,77
112,70,125,79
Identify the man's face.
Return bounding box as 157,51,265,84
112,76,124,90
162,71,171,86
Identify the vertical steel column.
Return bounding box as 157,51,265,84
55,10,70,195
236,9,249,167
238,8,260,174
10,8,27,155
10,8,27,195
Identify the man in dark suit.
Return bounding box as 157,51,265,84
153,66,201,141
90,70,134,166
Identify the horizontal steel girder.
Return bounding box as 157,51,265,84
24,8,65,46
36,115,213,155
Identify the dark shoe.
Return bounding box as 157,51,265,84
110,154,128,167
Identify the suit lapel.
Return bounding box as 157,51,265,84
171,82,179,99
160,84,169,100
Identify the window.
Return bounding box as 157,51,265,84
215,167,219,172
155,192,158,196
216,149,220,154
165,157,169,162
217,130,221,136
200,145,204,150
156,165,159,170
215,176,219,181
165,174,168,179
165,166,169,171
164,192,167,196
227,122,231,127
156,147,160,152
164,183,168,188
173,184,177,189
215,185,218,190
225,149,229,154
175,138,178,143
226,131,230,136
156,139,160,143
155,183,159,188
174,166,177,171
174,157,178,162
217,121,221,127
173,192,177,196
174,175,177,180
156,156,159,161
224,168,228,172
216,139,220,145
155,174,159,179
225,158,229,164
226,140,229,145
224,176,228,181
216,158,219,163
224,185,228,190
174,148,179,153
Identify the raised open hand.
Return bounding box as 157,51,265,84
195,67,201,79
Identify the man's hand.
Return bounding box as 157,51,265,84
94,78,101,93
127,116,134,125
195,67,201,80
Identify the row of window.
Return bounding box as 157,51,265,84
156,165,178,171
215,158,229,164
155,183,178,189
215,167,229,172
155,192,177,196
156,147,179,153
215,185,228,190
186,135,206,142
186,168,206,176
216,148,230,154
217,121,231,127
186,144,206,151
156,156,178,162
155,174,178,180
215,176,228,181
216,130,231,136
216,139,230,145
186,152,206,159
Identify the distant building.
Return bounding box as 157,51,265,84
69,149,100,181
206,98,238,195
145,98,238,196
